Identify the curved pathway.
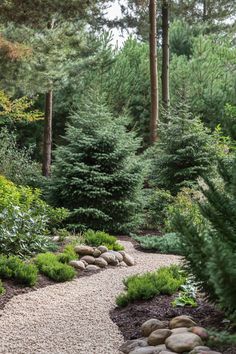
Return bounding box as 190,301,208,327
0,242,180,354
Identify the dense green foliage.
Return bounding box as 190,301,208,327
0,255,38,287
57,244,77,264
84,230,124,251
116,265,186,307
174,148,236,319
143,188,174,229
134,233,183,255
49,95,145,233
149,109,216,195
0,175,68,257
35,253,76,282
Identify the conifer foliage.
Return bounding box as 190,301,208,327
49,94,145,233
149,108,216,194
174,148,236,319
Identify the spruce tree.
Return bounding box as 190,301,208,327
149,108,216,194
49,94,145,233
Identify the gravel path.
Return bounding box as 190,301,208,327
0,241,180,354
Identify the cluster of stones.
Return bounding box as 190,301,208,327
120,315,222,354
69,245,135,272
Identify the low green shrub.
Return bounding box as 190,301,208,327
133,233,183,255
84,230,124,251
0,255,38,287
35,253,76,282
144,188,174,229
116,265,186,307
0,280,5,295
57,244,77,264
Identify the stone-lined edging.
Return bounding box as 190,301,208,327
119,316,221,354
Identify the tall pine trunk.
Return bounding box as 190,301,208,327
42,89,53,177
149,0,158,144
161,0,170,109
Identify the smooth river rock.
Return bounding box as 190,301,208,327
74,245,94,255
169,315,197,329
68,260,85,270
166,333,203,353
119,338,148,354
148,329,172,346
80,255,95,264
141,319,168,337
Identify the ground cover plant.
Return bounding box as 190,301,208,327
0,255,38,287
133,233,183,255
116,265,186,307
84,229,124,251
35,253,76,282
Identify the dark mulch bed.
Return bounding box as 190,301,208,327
110,294,236,354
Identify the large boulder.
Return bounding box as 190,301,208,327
119,338,148,354
148,329,172,346
165,333,203,353
80,255,96,264
169,315,197,329
109,250,123,262
94,257,108,268
69,260,86,270
74,245,94,255
189,346,211,354
141,319,168,337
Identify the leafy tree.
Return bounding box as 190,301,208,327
48,93,145,233
149,107,216,194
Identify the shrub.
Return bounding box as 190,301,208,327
116,265,186,307
133,233,183,255
84,229,124,251
35,253,76,282
0,255,38,287
57,244,77,264
48,94,145,233
148,108,216,195
0,175,68,257
144,188,174,229
0,127,43,188
173,143,236,318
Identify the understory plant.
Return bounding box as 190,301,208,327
49,93,145,233
116,265,186,307
172,278,198,308
84,229,124,251
133,233,183,255
0,255,38,287
35,253,76,282
0,175,68,257
57,243,78,263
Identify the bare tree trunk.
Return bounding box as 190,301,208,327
42,90,53,177
149,0,158,144
203,0,207,21
161,0,170,110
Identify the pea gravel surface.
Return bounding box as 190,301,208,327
0,241,180,354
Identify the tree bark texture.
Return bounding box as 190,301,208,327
161,0,170,109
149,0,158,144
42,90,53,177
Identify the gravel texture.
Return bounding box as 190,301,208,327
0,241,180,354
